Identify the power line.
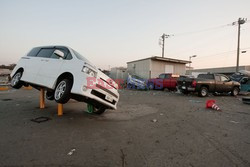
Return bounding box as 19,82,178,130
169,23,232,37
194,47,250,59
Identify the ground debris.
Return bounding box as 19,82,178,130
67,148,76,156
151,119,158,123
230,120,239,124
31,116,51,123
120,149,126,167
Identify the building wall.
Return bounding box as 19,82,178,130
151,60,186,78
187,65,250,76
127,59,151,79
110,67,127,80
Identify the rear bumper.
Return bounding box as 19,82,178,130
178,86,196,92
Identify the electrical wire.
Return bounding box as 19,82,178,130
169,23,232,37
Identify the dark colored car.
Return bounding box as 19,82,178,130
230,71,250,92
147,73,179,90
177,73,240,97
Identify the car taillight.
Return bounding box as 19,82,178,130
192,80,197,87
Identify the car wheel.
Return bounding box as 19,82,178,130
148,82,154,90
46,91,54,100
54,79,72,104
87,104,106,115
11,71,23,89
199,87,208,97
181,90,189,94
231,87,239,96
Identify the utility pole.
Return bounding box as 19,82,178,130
234,18,247,72
160,34,170,58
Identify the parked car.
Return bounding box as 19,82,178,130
147,73,179,90
10,46,119,114
126,74,147,89
177,73,240,97
230,71,250,92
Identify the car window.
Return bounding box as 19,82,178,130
65,52,72,60
27,47,40,57
246,79,250,84
198,74,214,79
165,74,170,79
221,76,229,82
132,75,142,80
215,75,220,81
50,48,71,60
241,78,249,84
37,48,55,58
159,74,165,79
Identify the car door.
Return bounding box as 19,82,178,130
164,74,171,88
36,48,65,88
21,47,43,84
220,75,232,92
214,75,224,92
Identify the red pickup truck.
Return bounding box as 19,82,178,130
147,73,179,90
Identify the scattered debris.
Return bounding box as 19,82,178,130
1,98,12,101
31,117,51,123
206,100,221,111
120,149,126,167
151,119,158,123
230,121,239,124
67,148,76,156
189,99,202,103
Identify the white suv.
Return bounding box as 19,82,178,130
11,46,119,114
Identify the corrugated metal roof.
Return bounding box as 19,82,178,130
127,56,190,64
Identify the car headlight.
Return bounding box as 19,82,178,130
82,66,97,77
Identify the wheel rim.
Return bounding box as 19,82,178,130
55,81,66,100
201,89,207,96
149,84,154,89
11,72,21,86
233,89,238,95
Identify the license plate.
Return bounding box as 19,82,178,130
182,86,186,89
105,95,113,102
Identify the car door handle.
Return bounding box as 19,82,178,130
41,59,49,62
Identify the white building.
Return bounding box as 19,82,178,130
127,56,190,79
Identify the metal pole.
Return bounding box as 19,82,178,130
162,34,165,58
236,18,241,72
189,56,191,69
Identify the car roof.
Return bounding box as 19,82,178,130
35,45,70,49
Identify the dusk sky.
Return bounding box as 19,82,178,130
0,0,249,70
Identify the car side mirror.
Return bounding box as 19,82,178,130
53,50,65,59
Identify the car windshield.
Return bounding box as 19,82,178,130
72,49,87,61
131,75,143,80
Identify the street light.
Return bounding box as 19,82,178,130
189,55,197,68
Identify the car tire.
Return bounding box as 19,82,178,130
181,90,189,94
46,91,54,100
54,79,72,104
11,71,23,89
148,82,154,90
199,87,208,97
231,87,239,96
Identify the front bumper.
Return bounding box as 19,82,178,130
71,74,119,109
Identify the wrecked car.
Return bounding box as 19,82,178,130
126,74,147,89
10,46,119,114
230,70,250,92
